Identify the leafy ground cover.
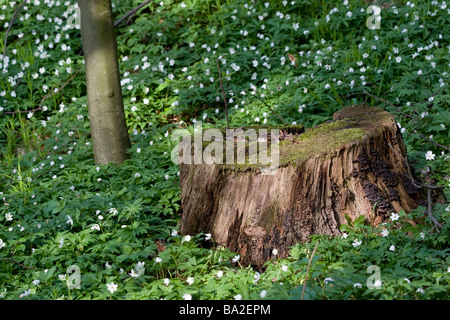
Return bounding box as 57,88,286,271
0,0,449,300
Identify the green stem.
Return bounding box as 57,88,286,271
309,89,330,114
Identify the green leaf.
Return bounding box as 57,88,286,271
44,200,62,214
353,215,366,226
45,267,56,281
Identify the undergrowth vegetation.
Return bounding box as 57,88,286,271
0,0,449,300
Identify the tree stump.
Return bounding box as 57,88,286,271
178,105,425,268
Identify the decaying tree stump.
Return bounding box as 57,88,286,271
178,105,425,268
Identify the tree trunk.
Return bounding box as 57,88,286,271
179,106,425,268
78,0,130,165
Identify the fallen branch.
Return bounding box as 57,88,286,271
3,0,26,57
387,143,445,190
363,87,445,113
362,89,400,111
1,67,82,115
115,0,153,27
301,241,319,300
387,142,445,231
355,90,449,153
2,241,36,271
216,59,230,129
2,257,36,271
415,88,445,105
413,131,450,153
427,189,443,232
77,0,152,55
251,94,288,125
347,87,447,122
37,66,83,109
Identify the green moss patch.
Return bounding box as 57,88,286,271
182,117,372,171
280,119,367,167
221,119,367,171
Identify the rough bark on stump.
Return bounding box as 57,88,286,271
179,105,425,268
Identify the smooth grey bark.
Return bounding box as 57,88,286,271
78,0,130,165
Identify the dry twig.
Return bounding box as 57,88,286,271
216,59,230,129
114,0,153,27
3,0,26,57
301,241,319,300
251,94,288,125
347,90,450,153
1,257,36,271
2,67,82,115
427,189,443,232
387,143,444,232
